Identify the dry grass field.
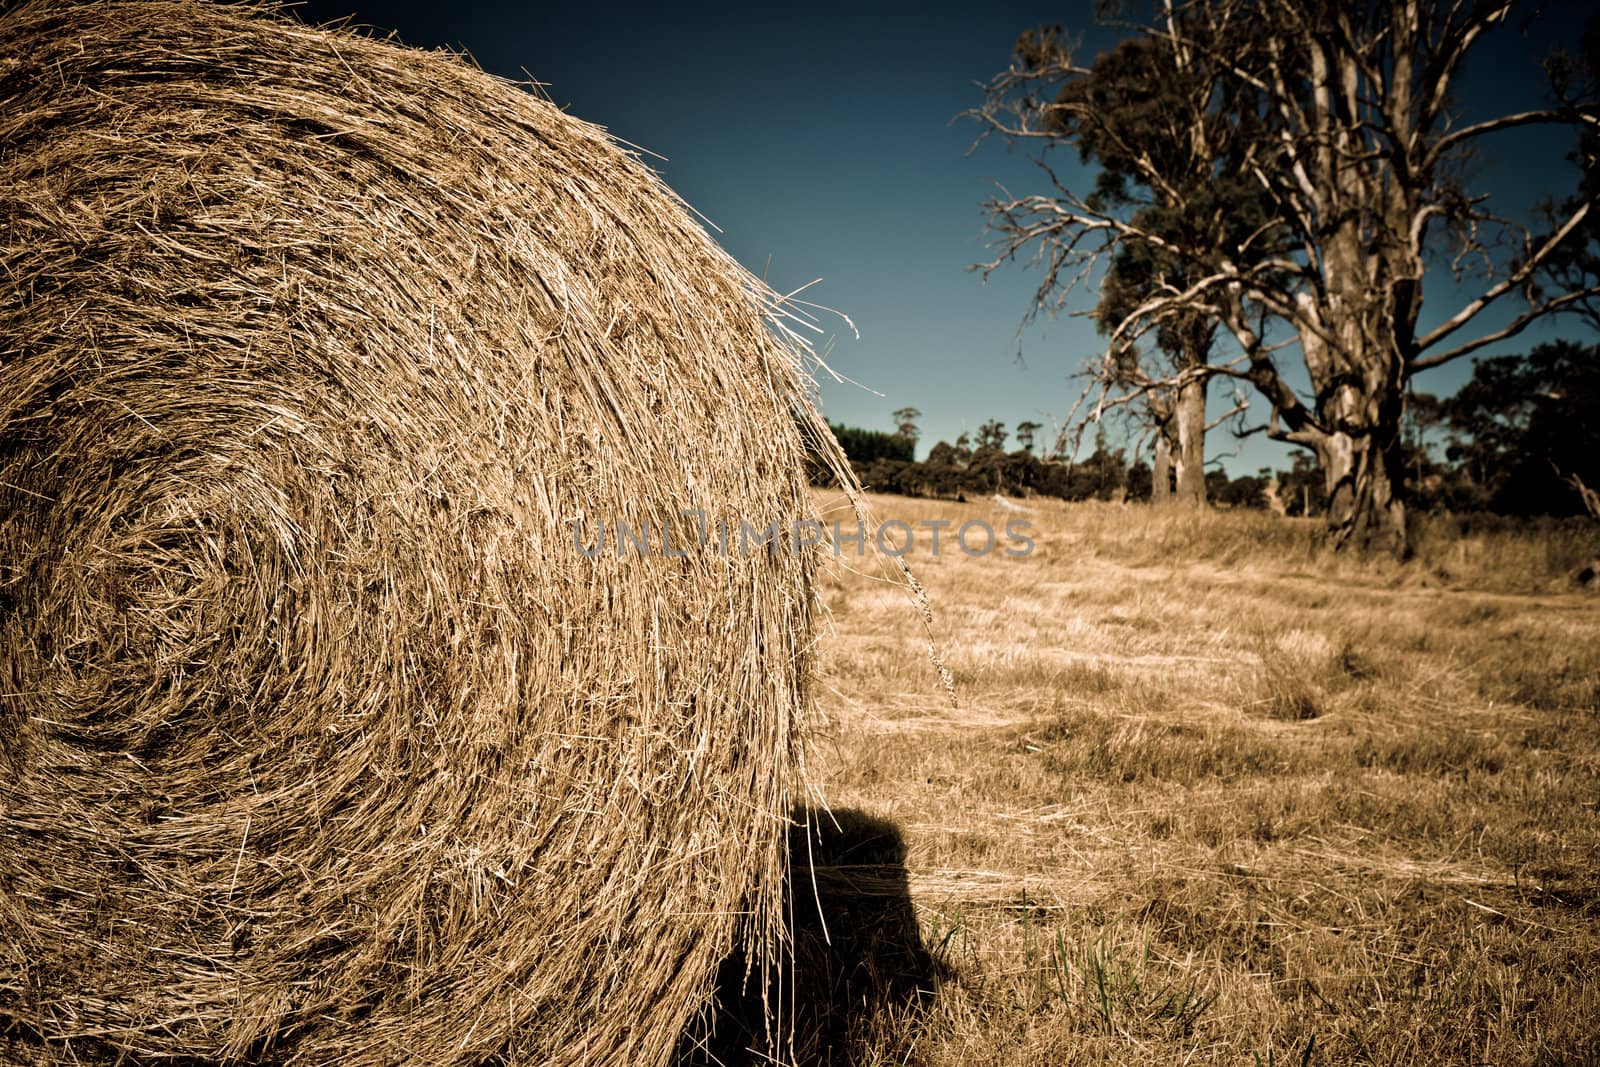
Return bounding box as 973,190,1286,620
768,492,1600,1066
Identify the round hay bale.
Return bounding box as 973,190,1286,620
0,2,850,1063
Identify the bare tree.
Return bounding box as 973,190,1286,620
982,22,1273,509
976,0,1600,553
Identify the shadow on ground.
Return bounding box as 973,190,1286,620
675,806,943,1067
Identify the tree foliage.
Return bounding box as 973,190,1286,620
1442,340,1600,516
891,406,923,448
1015,419,1043,453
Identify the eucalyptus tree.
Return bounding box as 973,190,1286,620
891,406,923,448
978,0,1600,552
1016,419,1043,454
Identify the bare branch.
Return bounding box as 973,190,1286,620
1204,388,1251,433
1414,201,1596,357
1410,285,1600,370
1235,407,1323,453
1427,107,1600,169
1416,1,1515,141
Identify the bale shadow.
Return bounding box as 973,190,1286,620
675,807,943,1066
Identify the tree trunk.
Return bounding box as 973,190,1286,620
1263,477,1288,517
1151,435,1173,505
1295,207,1414,556
1316,428,1407,555
1172,376,1207,507
1562,469,1600,520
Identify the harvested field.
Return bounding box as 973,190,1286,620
763,494,1600,1065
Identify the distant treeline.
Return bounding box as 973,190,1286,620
824,423,914,466
810,423,1298,510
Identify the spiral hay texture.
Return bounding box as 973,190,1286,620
0,2,846,1062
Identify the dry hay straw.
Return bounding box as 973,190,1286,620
0,2,856,1062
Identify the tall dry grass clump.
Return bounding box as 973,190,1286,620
0,2,850,1063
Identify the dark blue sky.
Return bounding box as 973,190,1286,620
289,0,1593,473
